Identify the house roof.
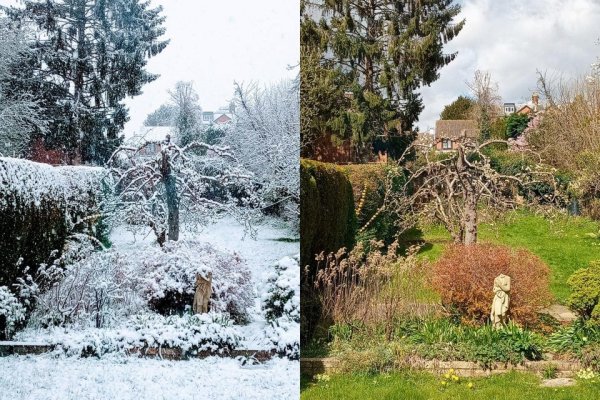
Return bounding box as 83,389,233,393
435,120,479,139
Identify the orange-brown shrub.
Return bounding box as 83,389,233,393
432,244,553,327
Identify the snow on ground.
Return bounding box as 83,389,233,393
108,215,299,349
1,216,299,399
0,355,299,400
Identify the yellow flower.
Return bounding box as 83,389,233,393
444,373,451,379
467,382,474,389
449,368,455,374
452,375,459,382
440,380,447,386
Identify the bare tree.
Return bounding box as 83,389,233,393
107,137,255,245
388,139,559,245
466,70,502,140
0,19,47,156
168,81,202,146
228,79,300,223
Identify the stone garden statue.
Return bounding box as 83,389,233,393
193,272,212,314
490,274,511,329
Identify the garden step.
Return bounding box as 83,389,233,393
0,342,274,361
540,378,576,387
539,304,577,323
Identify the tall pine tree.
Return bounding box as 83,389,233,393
301,0,464,160
6,0,169,164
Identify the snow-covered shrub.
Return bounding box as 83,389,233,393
0,157,109,289
262,255,300,359
18,236,145,329
141,240,253,323
264,316,299,360
262,255,300,322
26,312,242,358
0,286,26,339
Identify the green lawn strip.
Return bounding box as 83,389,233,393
301,371,600,400
415,210,600,302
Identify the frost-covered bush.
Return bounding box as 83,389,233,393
262,255,300,323
262,255,300,360
18,236,145,329
265,316,300,360
0,157,109,288
22,312,242,358
0,286,25,339
140,239,253,323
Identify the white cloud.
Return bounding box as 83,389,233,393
418,0,600,130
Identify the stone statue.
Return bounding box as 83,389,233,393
490,274,511,329
193,272,212,314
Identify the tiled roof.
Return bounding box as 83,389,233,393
435,120,479,139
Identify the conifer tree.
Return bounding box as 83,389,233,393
5,0,169,164
301,0,464,160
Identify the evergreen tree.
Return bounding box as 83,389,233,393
301,0,464,160
440,95,475,120
5,0,169,164
144,104,178,127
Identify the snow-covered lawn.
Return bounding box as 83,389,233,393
2,216,299,399
0,355,299,400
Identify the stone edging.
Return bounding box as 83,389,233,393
0,341,274,361
301,357,582,378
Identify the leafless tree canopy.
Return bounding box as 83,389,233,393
387,139,559,244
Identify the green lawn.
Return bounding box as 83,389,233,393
301,371,600,400
416,210,600,301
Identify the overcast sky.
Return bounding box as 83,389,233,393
418,0,600,131
124,0,299,133
0,0,299,134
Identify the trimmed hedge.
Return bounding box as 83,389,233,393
0,158,107,289
300,159,356,345
300,159,356,269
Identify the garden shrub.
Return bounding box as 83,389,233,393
300,159,356,269
300,159,356,344
141,240,253,323
262,255,300,360
262,255,300,323
0,286,26,340
432,244,553,326
26,313,242,358
566,261,600,325
343,163,406,247
0,158,109,289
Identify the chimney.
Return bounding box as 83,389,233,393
532,92,539,111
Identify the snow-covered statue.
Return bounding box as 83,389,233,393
193,272,213,314
490,274,511,329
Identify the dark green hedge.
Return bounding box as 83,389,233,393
300,159,356,345
300,159,356,270
0,158,107,289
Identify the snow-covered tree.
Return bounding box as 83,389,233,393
144,104,177,127
108,137,256,245
0,18,46,156
228,79,300,223
169,81,203,147
5,0,169,164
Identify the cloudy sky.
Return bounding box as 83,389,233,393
418,0,600,131
0,0,299,135
123,0,299,133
